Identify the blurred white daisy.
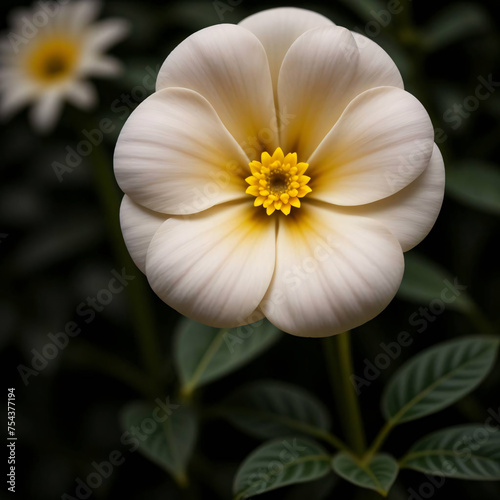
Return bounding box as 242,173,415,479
0,0,129,132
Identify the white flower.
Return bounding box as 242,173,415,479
0,0,129,132
114,7,445,337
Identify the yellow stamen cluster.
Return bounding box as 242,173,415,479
27,38,79,84
245,147,312,215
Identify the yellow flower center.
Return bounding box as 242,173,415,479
245,147,312,215
26,38,79,84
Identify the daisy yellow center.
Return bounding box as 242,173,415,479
27,39,79,83
245,147,312,216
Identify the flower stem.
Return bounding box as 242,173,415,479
322,332,366,456
90,144,164,387
362,419,395,464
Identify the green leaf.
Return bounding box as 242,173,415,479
120,401,197,485
332,453,398,496
175,318,282,395
421,3,491,51
383,337,499,424
401,425,500,480
222,380,331,441
233,437,331,499
446,161,500,216
397,252,474,313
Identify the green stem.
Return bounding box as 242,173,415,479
323,332,366,456
90,145,164,385
362,420,396,464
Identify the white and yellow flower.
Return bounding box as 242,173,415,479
0,0,129,132
115,8,445,337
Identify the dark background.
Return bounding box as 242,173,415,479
1,0,499,499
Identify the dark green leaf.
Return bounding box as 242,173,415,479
401,425,500,480
233,437,331,499
332,453,398,496
120,401,196,484
397,252,474,313
175,318,282,395
223,380,331,440
422,3,491,51
446,161,500,216
383,337,499,424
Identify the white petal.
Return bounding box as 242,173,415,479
146,202,277,328
86,19,130,52
308,86,434,205
0,83,37,118
0,68,20,83
29,90,63,133
239,8,334,98
8,8,31,28
65,81,97,109
156,24,277,158
79,55,122,77
114,87,250,215
261,204,404,337
65,0,101,31
335,144,445,252
120,195,167,274
0,39,15,59
278,27,405,159
350,32,404,91
277,26,360,159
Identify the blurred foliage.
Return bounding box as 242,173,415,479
1,0,500,499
